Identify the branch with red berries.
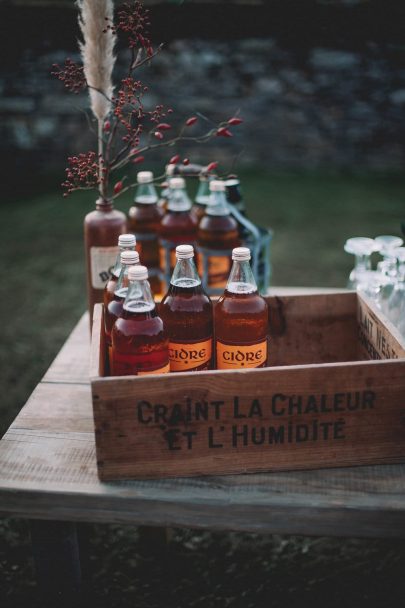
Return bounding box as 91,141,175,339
52,0,243,200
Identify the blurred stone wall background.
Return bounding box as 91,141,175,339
1,0,405,196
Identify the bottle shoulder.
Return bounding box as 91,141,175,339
84,207,127,225
199,214,238,232
160,290,213,313
129,203,162,220
160,211,198,233
216,291,268,314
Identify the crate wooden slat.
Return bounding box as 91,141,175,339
90,292,405,481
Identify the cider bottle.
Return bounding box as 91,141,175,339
225,176,247,216
215,247,268,370
197,180,240,295
158,163,176,212
128,171,163,296
104,249,140,368
84,198,127,325
191,173,212,223
159,177,198,290
103,233,136,310
111,265,170,376
160,244,213,372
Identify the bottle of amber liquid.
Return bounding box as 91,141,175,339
215,247,268,370
159,177,198,290
128,171,163,297
160,244,213,372
197,180,240,295
104,249,140,369
191,173,212,223
103,233,136,311
158,163,176,213
111,265,169,376
84,198,127,325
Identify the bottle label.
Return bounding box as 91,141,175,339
216,339,268,370
169,338,213,372
90,246,119,289
112,351,170,376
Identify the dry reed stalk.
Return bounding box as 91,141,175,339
77,0,116,199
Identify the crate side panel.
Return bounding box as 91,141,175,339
357,294,405,361
266,292,358,365
92,360,405,480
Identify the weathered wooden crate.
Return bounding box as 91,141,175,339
90,292,405,481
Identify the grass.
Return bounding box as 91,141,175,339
1,169,405,606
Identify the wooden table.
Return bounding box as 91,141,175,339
1,288,405,601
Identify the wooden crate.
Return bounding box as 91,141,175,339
90,292,405,481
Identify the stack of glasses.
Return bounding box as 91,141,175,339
344,235,405,338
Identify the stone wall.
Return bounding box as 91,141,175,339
2,32,405,191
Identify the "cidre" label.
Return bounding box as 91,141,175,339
169,338,213,371
216,339,267,370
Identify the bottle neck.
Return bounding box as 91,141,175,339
226,182,246,214
195,179,210,207
170,257,201,288
112,245,135,277
135,183,158,205
207,191,231,216
168,187,192,212
123,279,156,314
226,259,258,294
96,198,114,211
115,264,133,297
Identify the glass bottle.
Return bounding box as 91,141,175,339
103,233,136,310
111,265,169,376
159,177,198,290
158,163,176,213
104,249,140,369
197,180,240,295
128,171,163,297
160,245,213,372
225,176,247,216
84,198,127,325
215,247,269,370
191,173,212,223
387,247,405,333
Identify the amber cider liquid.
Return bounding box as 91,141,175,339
103,273,119,310
215,285,268,369
128,203,163,295
104,287,127,361
160,278,213,372
160,211,198,272
111,302,169,376
197,215,240,288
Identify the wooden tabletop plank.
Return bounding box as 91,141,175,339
42,312,90,385
1,425,405,537
2,289,405,538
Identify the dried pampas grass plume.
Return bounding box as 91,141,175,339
77,0,116,122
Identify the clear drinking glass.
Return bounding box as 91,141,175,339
374,235,403,261
356,270,391,308
387,247,405,332
344,237,380,289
